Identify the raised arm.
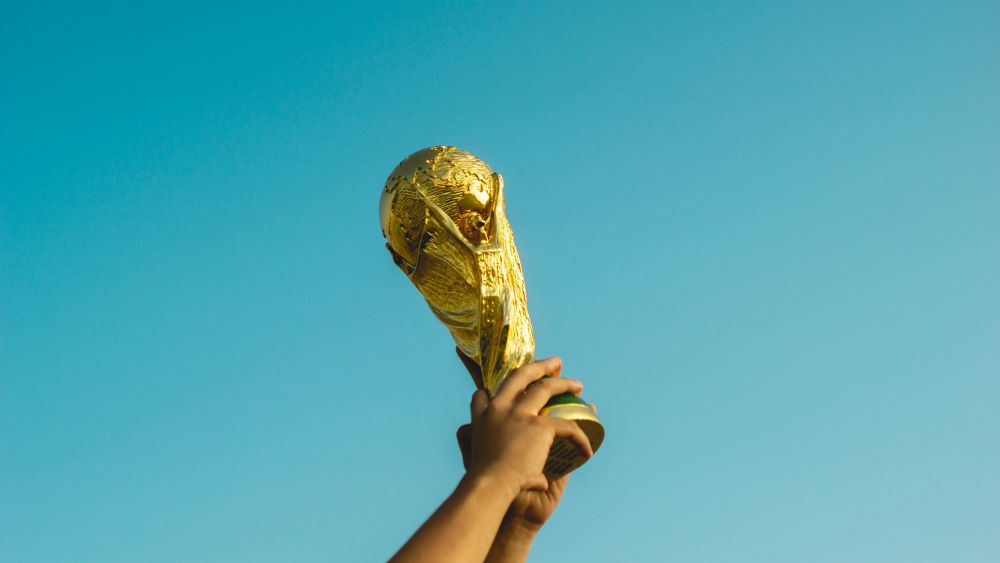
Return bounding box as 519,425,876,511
389,357,592,563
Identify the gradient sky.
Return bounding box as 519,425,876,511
2,1,998,561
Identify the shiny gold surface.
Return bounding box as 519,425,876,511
380,146,533,396
380,146,604,476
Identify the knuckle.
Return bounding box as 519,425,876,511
529,380,553,393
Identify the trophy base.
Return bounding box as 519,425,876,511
539,393,605,479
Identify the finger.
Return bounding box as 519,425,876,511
455,424,472,470
470,389,489,422
549,418,595,459
525,473,549,492
517,378,583,414
589,403,598,414
548,474,569,495
455,347,485,390
494,357,562,404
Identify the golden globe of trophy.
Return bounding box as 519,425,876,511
379,146,604,478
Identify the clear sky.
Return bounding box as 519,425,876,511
2,1,998,561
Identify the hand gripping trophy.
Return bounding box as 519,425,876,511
379,146,604,477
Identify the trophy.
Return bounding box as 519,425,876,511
379,146,604,478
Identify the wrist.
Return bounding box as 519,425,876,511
485,513,540,563
462,466,521,505
499,515,541,543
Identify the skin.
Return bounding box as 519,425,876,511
456,350,597,562
389,355,593,563
457,422,568,562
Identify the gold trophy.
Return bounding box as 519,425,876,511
379,146,604,478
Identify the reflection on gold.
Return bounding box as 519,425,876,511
380,146,604,477
379,146,533,396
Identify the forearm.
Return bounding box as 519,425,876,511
390,471,518,563
484,518,540,563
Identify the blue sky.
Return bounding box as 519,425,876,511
2,1,998,561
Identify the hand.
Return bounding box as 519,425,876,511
389,353,591,563
505,399,598,529
456,352,593,495
459,403,597,531
456,349,592,520
458,423,568,523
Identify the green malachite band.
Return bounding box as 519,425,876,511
544,392,588,408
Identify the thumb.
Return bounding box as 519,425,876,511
470,389,489,422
